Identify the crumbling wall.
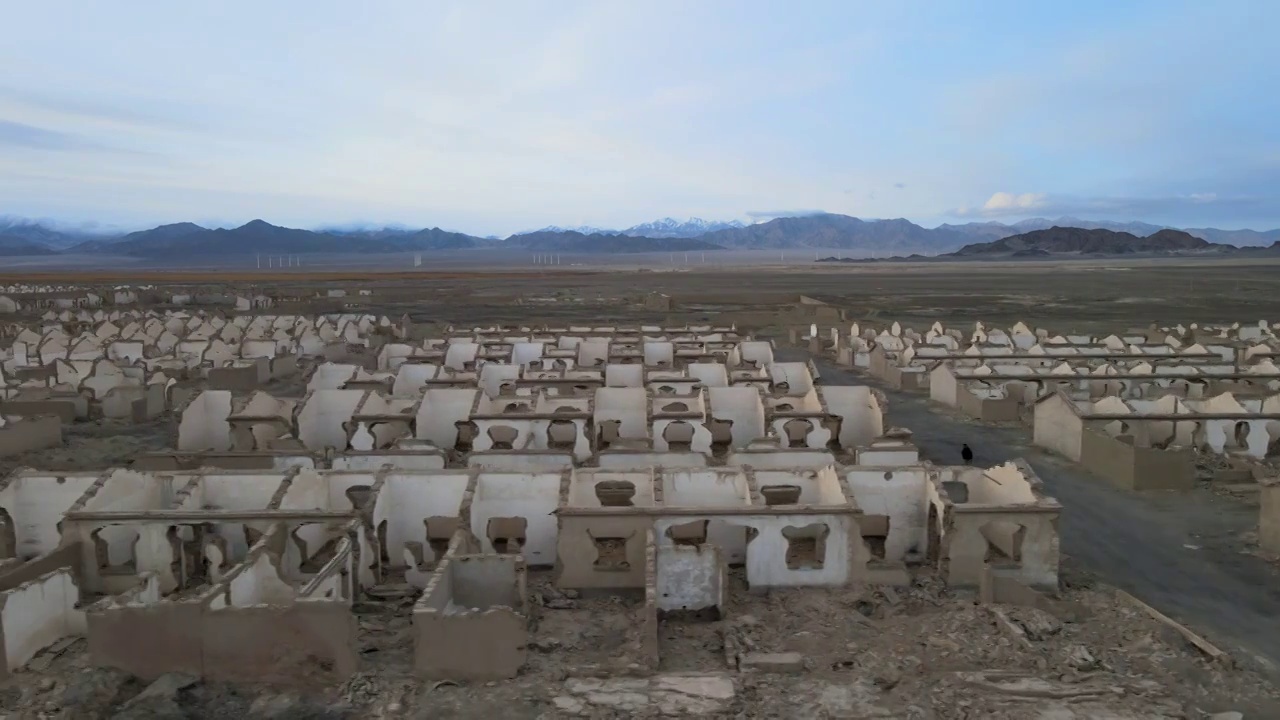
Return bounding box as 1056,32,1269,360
470,472,562,566
0,569,86,678
413,538,529,680
1032,394,1084,461
0,415,61,456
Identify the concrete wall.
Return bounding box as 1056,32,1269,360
656,543,724,613
0,473,100,561
414,544,528,680
178,391,233,452
1079,429,1196,491
845,467,929,562
0,569,86,677
470,472,562,566
0,415,62,456
1032,394,1084,461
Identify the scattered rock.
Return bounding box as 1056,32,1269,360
873,667,902,691
1063,644,1099,671
555,674,735,716
529,638,563,653
1014,608,1064,640
60,667,132,710
112,672,198,720
1208,712,1244,720
738,652,805,673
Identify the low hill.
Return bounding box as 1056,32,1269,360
506,231,722,253
952,227,1223,257
0,234,60,256
699,214,970,253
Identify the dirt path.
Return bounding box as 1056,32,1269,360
803,353,1280,676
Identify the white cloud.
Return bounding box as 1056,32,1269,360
1189,192,1217,203
981,192,1048,212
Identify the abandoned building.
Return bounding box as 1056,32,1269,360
0,317,1064,682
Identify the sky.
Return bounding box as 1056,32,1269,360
2,0,1278,235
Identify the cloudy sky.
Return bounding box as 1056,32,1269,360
2,0,1277,235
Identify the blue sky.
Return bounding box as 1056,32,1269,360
2,0,1277,235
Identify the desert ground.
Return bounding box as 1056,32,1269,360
3,256,1280,718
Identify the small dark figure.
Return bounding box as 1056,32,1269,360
961,444,973,464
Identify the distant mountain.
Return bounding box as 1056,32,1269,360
939,217,1280,248
0,234,60,256
13,211,1280,258
621,217,745,238
1183,227,1280,247
951,227,1222,257
699,213,970,252
394,227,488,250
519,217,746,239
82,220,399,257
529,225,620,236
0,216,118,250
506,230,722,253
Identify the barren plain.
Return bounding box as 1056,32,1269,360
3,256,1280,718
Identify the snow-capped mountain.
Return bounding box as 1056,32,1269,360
622,217,745,238
529,225,621,236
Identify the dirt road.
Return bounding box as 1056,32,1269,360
804,353,1280,675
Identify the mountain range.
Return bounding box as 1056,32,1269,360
527,217,746,238
1,213,1278,257
953,227,1225,257
820,226,1280,263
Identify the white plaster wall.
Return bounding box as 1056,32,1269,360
333,453,446,471
605,364,644,388
739,341,774,367
379,471,471,567
391,363,439,396
594,387,649,441
969,463,1038,505
227,552,297,606
307,363,358,392
755,468,846,505
1032,395,1084,461
930,365,959,406
856,447,920,465
567,470,657,507
845,467,929,560
709,387,766,448
1,571,86,672
512,342,544,366
656,544,723,612
0,474,99,559
443,342,479,370
297,390,365,451
654,514,851,588
177,391,233,451
192,473,289,558
595,452,708,469
728,449,836,469
415,389,479,448
467,453,576,471
818,386,884,448
771,363,814,394
478,364,522,398
470,472,562,565
644,342,675,367
688,363,728,388
661,469,752,507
